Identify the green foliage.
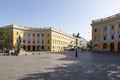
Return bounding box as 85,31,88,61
0,28,7,40
0,28,8,45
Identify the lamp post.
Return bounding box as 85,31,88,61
73,33,80,57
75,38,78,57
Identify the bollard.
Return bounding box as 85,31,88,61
33,53,34,55
39,53,40,55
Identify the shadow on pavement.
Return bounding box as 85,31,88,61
19,51,120,80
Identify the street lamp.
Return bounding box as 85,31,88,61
75,38,78,57
73,33,80,57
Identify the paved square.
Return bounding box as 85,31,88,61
0,51,120,80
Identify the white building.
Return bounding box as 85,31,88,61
74,35,87,50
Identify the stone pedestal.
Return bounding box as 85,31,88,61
18,48,27,56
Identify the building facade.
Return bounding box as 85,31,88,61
3,24,75,52
91,13,120,52
74,36,87,50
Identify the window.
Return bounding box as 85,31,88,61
119,35,120,39
42,40,44,44
33,34,35,37
16,32,19,35
37,34,40,37
23,45,26,50
111,35,114,40
94,28,97,32
103,26,107,31
111,25,114,29
42,46,44,49
48,40,49,44
37,40,39,44
104,36,107,40
94,36,97,41
28,33,30,37
33,40,35,44
119,24,120,28
94,44,97,46
23,40,25,43
42,34,44,37
28,40,30,44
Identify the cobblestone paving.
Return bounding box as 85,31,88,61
0,51,120,80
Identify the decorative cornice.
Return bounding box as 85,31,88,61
91,13,120,26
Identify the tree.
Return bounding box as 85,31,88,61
0,28,8,50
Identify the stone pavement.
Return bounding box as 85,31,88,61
0,51,120,80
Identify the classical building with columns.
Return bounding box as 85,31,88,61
2,24,75,52
91,13,120,52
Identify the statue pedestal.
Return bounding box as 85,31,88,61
18,48,27,56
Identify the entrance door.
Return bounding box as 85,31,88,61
28,45,30,51
23,45,26,50
37,46,40,51
33,45,35,51
110,43,114,52
103,43,107,50
118,42,120,52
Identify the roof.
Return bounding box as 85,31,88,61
91,13,120,26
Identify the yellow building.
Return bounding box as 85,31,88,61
2,24,75,52
91,13,120,52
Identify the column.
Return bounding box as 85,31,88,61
108,24,110,41
115,22,118,41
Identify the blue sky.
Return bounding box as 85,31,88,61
0,0,120,40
